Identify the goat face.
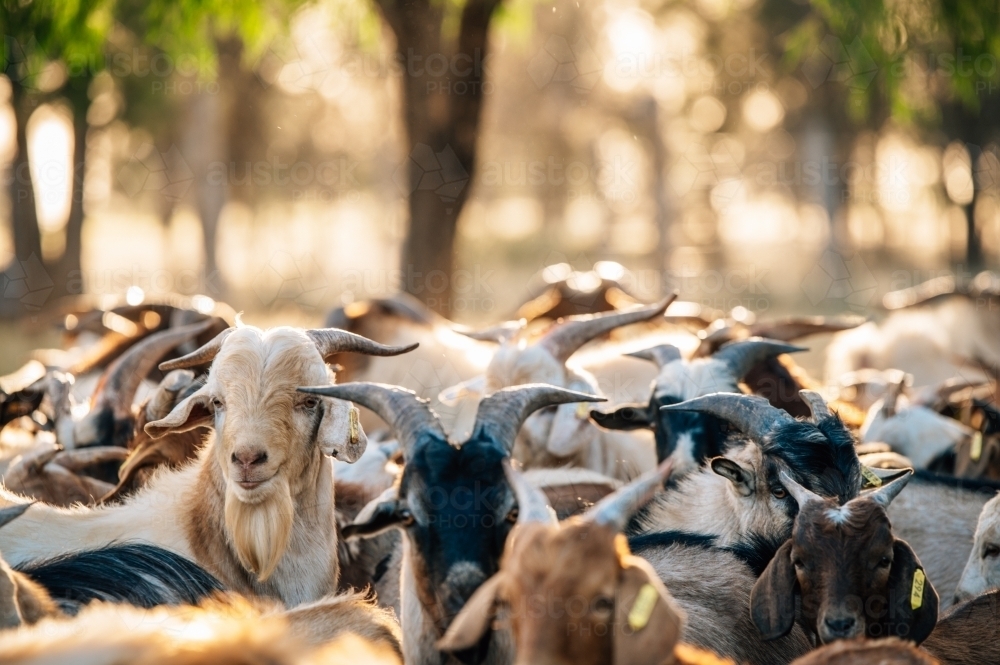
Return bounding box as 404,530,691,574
146,327,384,581
955,493,1000,603
751,473,939,647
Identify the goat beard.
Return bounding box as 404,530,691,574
224,478,294,583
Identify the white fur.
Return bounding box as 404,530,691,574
955,492,1000,602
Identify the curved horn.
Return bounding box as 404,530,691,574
91,318,217,419
159,327,234,371
864,468,913,509
458,319,526,344
539,294,677,362
502,458,556,525
306,329,419,362
712,337,807,380
472,384,606,452
799,390,833,422
297,382,444,456
660,393,796,443
0,502,33,529
626,344,683,368
585,459,673,531
145,369,195,421
778,470,824,510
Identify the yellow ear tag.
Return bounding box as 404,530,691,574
861,465,882,488
627,583,659,631
910,568,925,610
970,431,983,462
576,402,590,419
349,408,360,445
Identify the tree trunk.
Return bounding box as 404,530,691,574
0,79,45,319
54,78,91,299
376,0,502,314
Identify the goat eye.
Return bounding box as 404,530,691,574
985,544,1000,559
792,559,804,569
300,397,319,410
212,398,224,410
506,508,519,524
397,509,415,527
593,596,614,617
878,556,892,568
771,487,787,499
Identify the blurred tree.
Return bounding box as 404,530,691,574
373,0,503,313
1,0,112,314
783,0,1000,268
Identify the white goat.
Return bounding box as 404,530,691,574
954,491,1000,602
0,325,415,606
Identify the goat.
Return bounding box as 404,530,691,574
0,504,58,629
0,593,403,665
590,338,805,474
0,325,416,606
824,272,1000,389
789,638,941,664
954,491,1000,602
299,381,605,665
630,392,862,549
439,459,809,665
440,297,675,481
750,470,939,646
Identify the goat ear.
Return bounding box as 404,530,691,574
341,499,411,540
546,401,590,457
750,540,798,640
316,398,368,463
614,554,684,665
884,539,938,645
711,457,754,497
437,573,503,652
144,387,212,439
590,404,653,431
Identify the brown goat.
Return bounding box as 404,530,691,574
921,588,1000,665
438,460,735,665
790,638,940,664
751,470,940,646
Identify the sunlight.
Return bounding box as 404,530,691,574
27,104,74,236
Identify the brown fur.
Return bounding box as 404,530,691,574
790,638,940,664
752,493,939,646
282,591,403,658
0,594,401,665
541,482,617,519
922,589,1000,665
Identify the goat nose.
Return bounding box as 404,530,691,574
231,450,268,467
824,616,856,634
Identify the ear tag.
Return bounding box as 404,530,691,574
627,583,658,631
970,431,983,462
576,402,590,419
910,568,925,610
349,407,360,445
861,465,882,488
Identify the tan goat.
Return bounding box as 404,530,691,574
0,325,415,606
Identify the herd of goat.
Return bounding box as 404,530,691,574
0,265,999,664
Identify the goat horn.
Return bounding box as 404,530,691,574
778,470,824,509
145,369,195,421
539,294,677,362
297,382,445,456
458,319,526,344
660,393,796,443
91,318,218,420
585,459,673,531
712,337,806,380
160,327,234,371
864,468,913,509
626,344,683,368
306,329,419,361
502,458,556,525
799,390,833,422
0,502,34,529
472,384,606,453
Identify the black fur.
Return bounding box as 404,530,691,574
762,415,862,503
17,543,224,614
912,469,1000,493
628,530,717,554
722,532,786,577
628,530,783,578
